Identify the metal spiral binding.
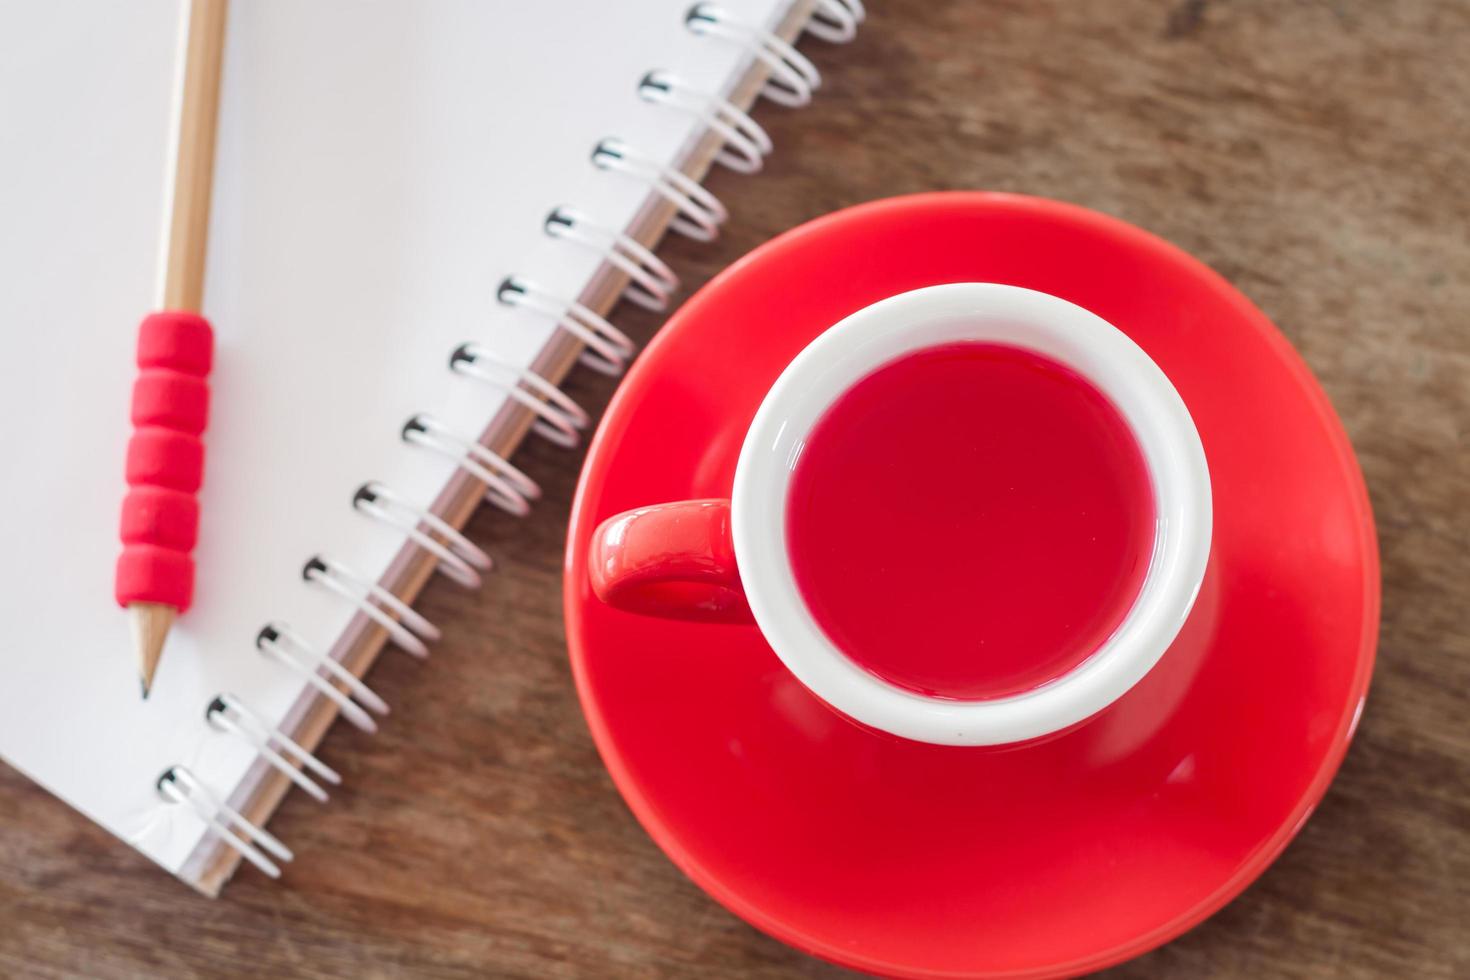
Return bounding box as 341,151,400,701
545,206,680,312
257,622,389,733
592,138,729,242
158,766,293,878
498,275,636,377
175,2,858,878
207,694,342,804
686,4,821,108
637,71,772,174
808,0,865,44
403,414,541,518
303,555,440,658
352,482,493,589
450,343,590,449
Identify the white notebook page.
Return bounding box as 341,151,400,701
0,0,788,879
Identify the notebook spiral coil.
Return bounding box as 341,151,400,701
809,0,864,43
163,1,860,879
352,482,494,589
403,415,543,518
158,766,293,879
450,342,591,449
592,138,729,242
303,555,440,656
257,621,389,732
497,276,637,377
206,694,343,804
544,207,680,313
637,71,773,174
687,4,821,108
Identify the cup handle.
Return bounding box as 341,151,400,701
588,499,754,624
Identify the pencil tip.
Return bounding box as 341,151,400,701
130,602,175,701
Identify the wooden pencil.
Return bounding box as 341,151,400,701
120,0,228,699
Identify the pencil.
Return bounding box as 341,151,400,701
117,0,228,699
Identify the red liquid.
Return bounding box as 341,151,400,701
785,343,1155,701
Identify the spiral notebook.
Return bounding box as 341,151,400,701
0,0,859,895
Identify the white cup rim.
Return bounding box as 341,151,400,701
730,283,1212,746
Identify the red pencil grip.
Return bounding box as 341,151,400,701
120,487,199,551
138,311,213,374
117,311,213,612
133,370,208,434
126,428,204,492
116,545,194,611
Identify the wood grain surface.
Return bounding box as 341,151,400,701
3,1,1466,976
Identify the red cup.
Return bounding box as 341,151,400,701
589,284,1212,746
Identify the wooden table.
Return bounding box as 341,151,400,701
3,2,1466,976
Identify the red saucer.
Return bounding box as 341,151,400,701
564,193,1378,978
